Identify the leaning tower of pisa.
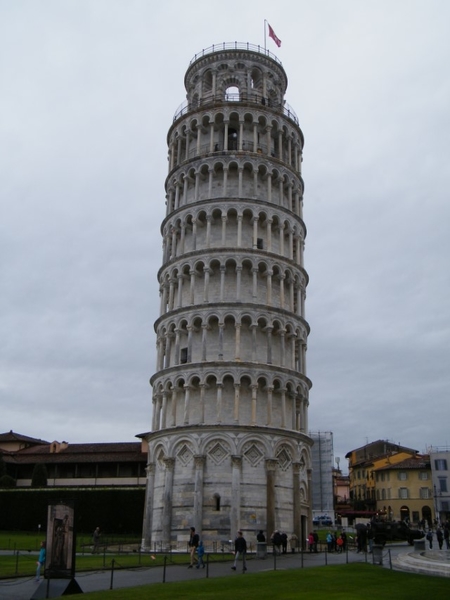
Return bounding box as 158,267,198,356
140,42,312,549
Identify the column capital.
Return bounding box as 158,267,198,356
231,455,242,468
292,461,301,475
145,463,156,475
266,458,278,471
194,455,206,469
163,457,175,471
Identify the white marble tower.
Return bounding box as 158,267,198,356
140,42,312,549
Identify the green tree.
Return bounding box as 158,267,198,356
0,454,6,477
31,463,48,488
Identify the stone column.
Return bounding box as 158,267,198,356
194,172,200,202
177,273,184,308
252,217,259,249
266,385,273,426
161,457,175,546
223,166,228,196
194,456,205,535
161,391,168,429
192,219,198,251
266,218,273,251
237,214,243,246
233,382,240,422
265,125,272,155
153,394,162,431
266,326,273,364
206,215,212,248
221,215,227,245
218,323,224,360
189,269,196,304
209,123,214,151
266,459,278,537
180,223,186,254
187,326,193,362
279,329,286,367
170,386,177,426
252,267,258,300
293,462,301,539
251,384,258,425
224,122,229,150
234,322,241,360
220,265,226,301
266,270,273,306
141,463,155,550
230,456,242,536
251,323,257,361
199,383,206,424
201,324,208,361
216,382,223,423
203,267,210,303
183,384,191,425
280,388,286,428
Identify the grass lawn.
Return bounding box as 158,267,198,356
75,564,448,600
0,531,139,553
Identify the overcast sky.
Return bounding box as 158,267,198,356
1,0,449,473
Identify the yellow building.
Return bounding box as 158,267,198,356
346,440,419,512
374,455,433,525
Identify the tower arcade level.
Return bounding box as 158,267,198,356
140,42,312,549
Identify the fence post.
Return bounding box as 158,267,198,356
103,545,106,568
206,552,209,578
389,549,392,570
110,559,115,590
163,555,167,583
301,548,304,568
15,551,19,575
273,547,277,571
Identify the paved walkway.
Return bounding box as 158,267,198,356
0,545,417,600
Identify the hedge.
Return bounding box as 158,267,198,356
0,487,145,534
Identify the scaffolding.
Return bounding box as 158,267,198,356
310,431,334,517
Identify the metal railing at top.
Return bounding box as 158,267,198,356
173,93,299,125
188,42,282,67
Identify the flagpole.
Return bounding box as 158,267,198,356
264,19,267,51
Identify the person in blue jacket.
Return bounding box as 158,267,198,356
35,541,46,581
196,540,205,568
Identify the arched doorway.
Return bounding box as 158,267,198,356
400,505,410,522
422,505,432,528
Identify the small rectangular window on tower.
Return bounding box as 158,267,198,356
180,348,188,364
257,238,263,249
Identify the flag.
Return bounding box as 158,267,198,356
268,23,281,47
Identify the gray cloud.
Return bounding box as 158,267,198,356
1,0,449,469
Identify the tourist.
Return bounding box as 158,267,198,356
35,541,46,581
188,526,199,568
231,531,247,572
